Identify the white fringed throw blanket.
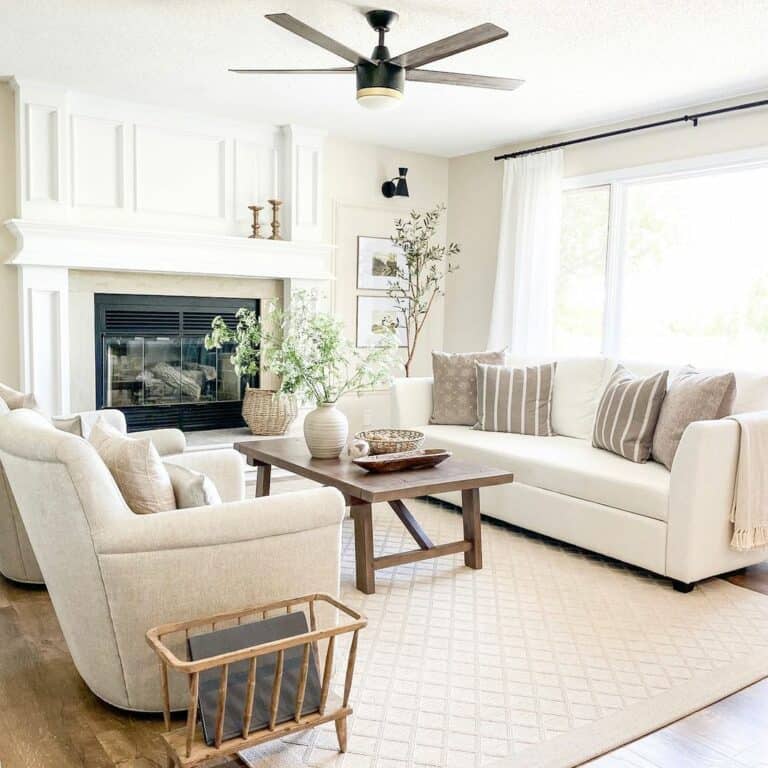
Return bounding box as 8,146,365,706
729,412,768,551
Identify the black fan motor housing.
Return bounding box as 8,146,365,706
355,60,405,95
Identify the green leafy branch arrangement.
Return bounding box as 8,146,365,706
381,205,459,376
205,291,399,405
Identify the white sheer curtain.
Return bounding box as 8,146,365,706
487,149,564,354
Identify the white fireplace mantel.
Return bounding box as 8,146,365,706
5,218,335,416
5,219,334,280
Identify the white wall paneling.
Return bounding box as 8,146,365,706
281,125,325,242
71,116,126,209
134,126,227,218
234,139,278,233
15,80,69,219
12,79,323,237
17,265,69,415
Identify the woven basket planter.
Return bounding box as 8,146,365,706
242,387,297,436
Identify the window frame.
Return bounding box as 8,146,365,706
560,144,768,357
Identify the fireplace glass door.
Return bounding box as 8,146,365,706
96,295,259,432
104,336,240,409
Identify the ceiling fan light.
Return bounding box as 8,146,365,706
356,87,403,110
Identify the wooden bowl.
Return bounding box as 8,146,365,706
352,449,452,473
354,429,425,455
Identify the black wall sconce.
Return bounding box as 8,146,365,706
382,167,409,198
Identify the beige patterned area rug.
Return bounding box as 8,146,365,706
242,499,768,768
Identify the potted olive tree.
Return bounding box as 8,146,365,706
382,205,460,376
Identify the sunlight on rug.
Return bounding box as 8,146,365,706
240,499,768,768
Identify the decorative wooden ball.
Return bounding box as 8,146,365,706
348,438,370,459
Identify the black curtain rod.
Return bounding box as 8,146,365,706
493,97,768,161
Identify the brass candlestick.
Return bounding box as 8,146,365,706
248,205,264,239
268,199,283,240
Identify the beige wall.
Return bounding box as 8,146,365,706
0,82,19,388
323,136,450,378
445,91,768,352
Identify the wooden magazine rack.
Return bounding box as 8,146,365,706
146,593,366,768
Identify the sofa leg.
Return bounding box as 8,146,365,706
672,579,694,593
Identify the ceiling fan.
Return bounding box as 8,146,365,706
230,10,524,111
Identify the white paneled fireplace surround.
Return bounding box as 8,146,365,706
4,79,334,419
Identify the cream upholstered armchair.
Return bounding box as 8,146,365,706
0,407,187,584
0,409,345,712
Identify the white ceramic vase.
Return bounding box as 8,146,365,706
303,403,349,459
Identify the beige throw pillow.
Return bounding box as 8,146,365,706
52,415,83,436
89,418,176,515
475,362,556,436
164,463,221,509
651,367,736,470
592,366,668,463
0,382,38,411
431,349,506,425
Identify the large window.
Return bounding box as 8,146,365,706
556,162,768,366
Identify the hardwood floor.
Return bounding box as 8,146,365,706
1,549,767,767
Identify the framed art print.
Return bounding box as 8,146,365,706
357,236,407,290
356,296,407,348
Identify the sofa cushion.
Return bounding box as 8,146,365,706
475,362,555,435
0,383,38,411
593,366,668,463
89,418,176,515
430,349,506,426
421,424,670,522
652,367,736,470
731,370,768,414
164,463,221,509
551,357,613,439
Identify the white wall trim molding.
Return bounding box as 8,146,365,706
563,142,768,189
281,125,326,242
17,265,70,415
5,219,334,280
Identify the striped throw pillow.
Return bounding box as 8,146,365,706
592,366,668,463
475,362,556,435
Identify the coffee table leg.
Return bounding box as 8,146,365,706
461,488,482,569
351,503,375,594
255,464,272,497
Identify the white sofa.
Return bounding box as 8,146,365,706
392,356,768,590
0,407,187,585
0,409,345,712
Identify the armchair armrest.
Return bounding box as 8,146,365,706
61,409,187,456
94,487,344,555
666,418,764,582
391,377,433,428
163,448,245,502
132,428,186,456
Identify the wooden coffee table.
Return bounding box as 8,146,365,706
234,437,514,594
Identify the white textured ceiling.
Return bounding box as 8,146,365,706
1,0,767,157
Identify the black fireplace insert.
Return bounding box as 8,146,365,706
95,294,259,432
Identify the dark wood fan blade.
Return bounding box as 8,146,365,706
265,13,372,65
229,67,354,75
406,69,524,91
388,23,507,69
